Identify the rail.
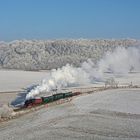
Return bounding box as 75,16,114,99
0,84,140,123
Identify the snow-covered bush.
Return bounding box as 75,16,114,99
0,104,13,118
105,78,119,88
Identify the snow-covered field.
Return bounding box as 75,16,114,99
0,88,140,140
0,70,48,92
0,70,139,93
0,70,140,105
0,70,48,105
0,70,140,139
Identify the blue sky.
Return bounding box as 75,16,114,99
0,0,140,41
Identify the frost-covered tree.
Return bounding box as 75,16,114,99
0,39,139,70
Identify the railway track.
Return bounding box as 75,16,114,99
0,85,140,123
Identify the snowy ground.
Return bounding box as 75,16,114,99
0,70,140,92
0,88,140,140
0,70,140,105
104,72,140,86
0,70,140,139
0,70,48,105
0,70,48,92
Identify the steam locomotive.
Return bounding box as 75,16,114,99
24,92,81,107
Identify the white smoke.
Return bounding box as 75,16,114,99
98,47,140,73
26,47,140,99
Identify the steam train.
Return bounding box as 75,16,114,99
24,91,81,107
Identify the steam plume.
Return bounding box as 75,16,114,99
26,47,140,99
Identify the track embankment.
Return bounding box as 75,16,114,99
0,85,140,123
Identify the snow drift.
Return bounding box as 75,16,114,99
26,47,140,99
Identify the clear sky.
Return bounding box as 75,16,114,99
0,0,140,41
